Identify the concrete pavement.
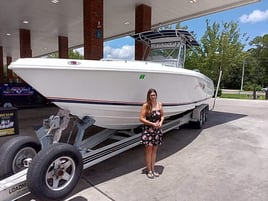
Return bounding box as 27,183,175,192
4,98,268,201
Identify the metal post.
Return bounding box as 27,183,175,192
240,60,245,93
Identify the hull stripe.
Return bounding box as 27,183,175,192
48,97,210,107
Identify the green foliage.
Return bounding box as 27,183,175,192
243,82,262,91
220,93,265,100
247,34,268,88
69,49,84,59
47,49,84,59
204,21,246,86
185,20,249,89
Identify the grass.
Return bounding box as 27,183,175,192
220,93,266,100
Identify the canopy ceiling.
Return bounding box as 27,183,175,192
0,0,260,62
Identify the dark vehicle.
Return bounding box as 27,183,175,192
0,83,49,107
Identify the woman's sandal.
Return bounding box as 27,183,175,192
153,170,160,177
147,171,154,179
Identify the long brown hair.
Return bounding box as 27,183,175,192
145,88,157,116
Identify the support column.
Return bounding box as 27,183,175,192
135,4,151,60
58,36,68,58
83,0,103,60
7,56,13,82
0,46,3,83
19,29,32,58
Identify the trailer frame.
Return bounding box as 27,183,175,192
0,104,209,201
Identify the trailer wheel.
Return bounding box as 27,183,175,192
197,109,204,129
202,109,206,124
0,136,41,179
27,143,83,201
191,109,205,129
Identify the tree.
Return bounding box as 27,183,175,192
243,34,268,98
47,49,84,59
185,20,248,89
249,34,268,87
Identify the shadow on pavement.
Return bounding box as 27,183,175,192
203,110,247,129
68,196,88,201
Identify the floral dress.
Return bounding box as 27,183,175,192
141,110,163,146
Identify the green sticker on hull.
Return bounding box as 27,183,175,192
139,74,145,79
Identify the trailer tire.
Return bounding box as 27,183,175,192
196,109,204,129
204,107,208,122
202,109,206,124
190,109,204,129
27,143,83,201
0,136,41,179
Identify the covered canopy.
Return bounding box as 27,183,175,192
0,0,260,60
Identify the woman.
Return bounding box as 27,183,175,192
139,88,164,179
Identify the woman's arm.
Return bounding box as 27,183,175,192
158,102,164,127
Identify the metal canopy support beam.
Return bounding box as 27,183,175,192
58,36,69,59
83,0,103,60
135,4,151,60
19,29,32,58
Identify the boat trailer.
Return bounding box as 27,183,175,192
0,104,209,201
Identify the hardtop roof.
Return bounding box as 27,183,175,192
131,29,199,48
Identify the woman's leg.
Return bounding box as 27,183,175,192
151,145,158,171
145,145,153,171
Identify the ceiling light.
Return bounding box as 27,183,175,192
189,0,197,3
51,0,60,4
23,20,29,24
124,21,130,25
6,33,11,36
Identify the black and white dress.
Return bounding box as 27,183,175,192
141,110,163,146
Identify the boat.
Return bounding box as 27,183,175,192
9,29,214,129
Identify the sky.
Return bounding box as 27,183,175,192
102,0,268,60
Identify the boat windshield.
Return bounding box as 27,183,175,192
147,48,177,66
146,42,186,68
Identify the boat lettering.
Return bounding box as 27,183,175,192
9,182,27,194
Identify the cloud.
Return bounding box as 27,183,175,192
73,45,135,60
75,47,84,55
104,45,134,60
239,9,268,23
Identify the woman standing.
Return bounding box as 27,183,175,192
140,88,164,179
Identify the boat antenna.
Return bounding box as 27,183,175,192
212,69,223,110
142,45,150,61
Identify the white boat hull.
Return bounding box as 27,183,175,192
9,58,214,129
